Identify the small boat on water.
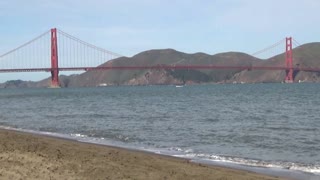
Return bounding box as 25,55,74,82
175,85,184,88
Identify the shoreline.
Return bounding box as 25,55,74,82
2,126,318,179
0,128,286,180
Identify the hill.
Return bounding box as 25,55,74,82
61,49,260,87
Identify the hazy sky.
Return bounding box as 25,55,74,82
0,0,319,82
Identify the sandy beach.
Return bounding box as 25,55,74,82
0,129,284,180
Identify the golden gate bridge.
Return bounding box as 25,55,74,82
0,28,319,87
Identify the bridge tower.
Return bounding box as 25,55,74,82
51,28,60,87
285,37,293,83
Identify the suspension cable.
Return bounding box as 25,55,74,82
57,29,123,58
0,30,50,58
251,38,285,57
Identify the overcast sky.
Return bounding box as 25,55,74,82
0,0,319,82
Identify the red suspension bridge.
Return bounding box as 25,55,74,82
0,28,319,87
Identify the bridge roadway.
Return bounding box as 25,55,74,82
0,65,319,73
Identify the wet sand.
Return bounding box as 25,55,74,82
0,129,284,180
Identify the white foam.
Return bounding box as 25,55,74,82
173,152,320,175
289,165,320,175
71,133,87,138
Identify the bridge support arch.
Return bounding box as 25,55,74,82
50,28,60,88
285,37,293,83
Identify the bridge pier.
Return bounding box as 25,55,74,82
50,28,60,87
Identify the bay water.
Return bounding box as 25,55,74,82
0,84,319,179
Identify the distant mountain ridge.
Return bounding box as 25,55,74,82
1,43,320,88
58,49,260,87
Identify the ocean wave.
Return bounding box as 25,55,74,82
173,152,320,175
70,133,88,138
142,145,319,175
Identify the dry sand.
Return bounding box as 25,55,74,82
0,129,284,180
